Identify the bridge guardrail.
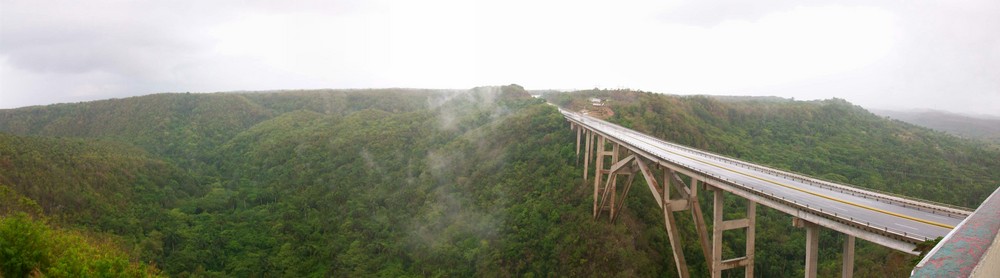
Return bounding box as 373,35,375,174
912,185,1000,277
563,109,945,245
629,130,973,217
565,109,972,217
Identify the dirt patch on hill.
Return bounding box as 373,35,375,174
581,106,614,119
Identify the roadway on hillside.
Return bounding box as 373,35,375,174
568,111,966,241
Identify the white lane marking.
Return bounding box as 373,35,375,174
830,206,848,212
894,223,918,231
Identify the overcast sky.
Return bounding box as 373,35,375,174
2,0,998,116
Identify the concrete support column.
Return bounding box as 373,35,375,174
843,235,855,278
584,131,591,180
792,217,821,278
712,188,724,278
745,201,757,278
805,221,820,278
575,125,581,162
612,142,619,165
607,142,618,218
689,179,713,270
593,136,606,218
585,131,593,216
662,168,690,278
607,155,638,222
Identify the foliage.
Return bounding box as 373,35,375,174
549,89,1000,208
0,185,43,218
548,89,1000,276
0,213,162,277
0,133,197,238
0,85,996,277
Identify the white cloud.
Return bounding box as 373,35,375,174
1,0,998,116
600,6,897,93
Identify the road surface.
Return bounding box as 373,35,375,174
565,110,967,241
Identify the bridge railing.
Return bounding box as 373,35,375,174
562,109,947,246
912,185,1000,277
564,109,971,217
627,124,972,216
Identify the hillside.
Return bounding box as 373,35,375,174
547,89,1000,277
0,192,163,277
870,109,1000,143
0,86,678,276
0,133,198,236
1,87,998,277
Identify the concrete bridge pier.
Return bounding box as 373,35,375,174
708,185,756,278
793,218,856,278
843,235,855,278
584,130,760,278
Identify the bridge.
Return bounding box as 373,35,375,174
559,108,977,277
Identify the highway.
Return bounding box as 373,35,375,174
562,109,969,243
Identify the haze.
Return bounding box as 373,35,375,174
2,0,998,116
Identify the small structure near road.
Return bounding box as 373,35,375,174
590,98,605,106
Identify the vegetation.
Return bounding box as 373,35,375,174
0,86,996,277
549,90,1000,208
871,109,1000,143
0,187,162,277
548,89,1000,277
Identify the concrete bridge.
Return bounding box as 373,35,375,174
559,108,993,277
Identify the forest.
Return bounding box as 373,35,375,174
1,85,998,277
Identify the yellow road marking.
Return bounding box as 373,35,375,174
606,123,957,230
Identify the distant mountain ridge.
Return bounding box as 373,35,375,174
870,109,1000,143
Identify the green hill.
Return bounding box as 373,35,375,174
870,109,1000,143
1,86,997,277
0,133,198,235
0,192,163,277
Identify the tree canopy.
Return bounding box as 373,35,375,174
1,86,996,277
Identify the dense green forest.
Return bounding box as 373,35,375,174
1,186,163,277
1,86,997,276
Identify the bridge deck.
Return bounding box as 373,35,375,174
562,109,969,249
